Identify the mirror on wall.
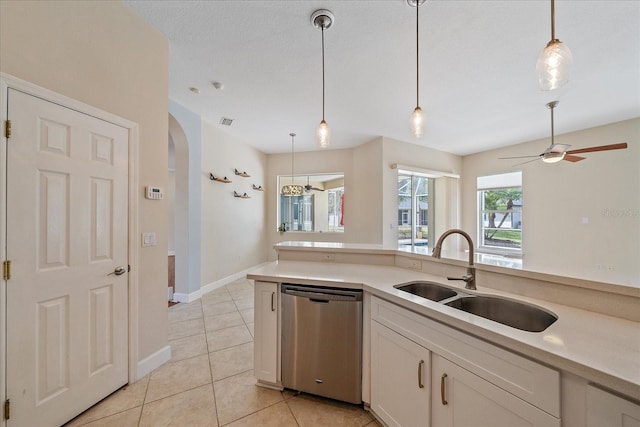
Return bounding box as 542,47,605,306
278,173,344,233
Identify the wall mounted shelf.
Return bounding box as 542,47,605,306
235,169,251,178
210,173,232,183
234,191,251,199
252,184,264,191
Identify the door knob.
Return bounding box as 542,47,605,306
109,266,126,276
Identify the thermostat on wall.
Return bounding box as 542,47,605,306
145,186,164,200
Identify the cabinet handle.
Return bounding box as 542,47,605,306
418,360,425,389
441,373,448,405
271,292,275,311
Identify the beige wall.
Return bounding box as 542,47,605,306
462,118,640,286
200,122,268,284
1,1,169,360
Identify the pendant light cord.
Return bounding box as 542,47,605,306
550,0,555,40
321,25,326,121
416,1,420,107
290,134,295,184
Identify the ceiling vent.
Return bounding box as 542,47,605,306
219,117,234,126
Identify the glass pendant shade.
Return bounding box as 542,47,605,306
410,106,424,138
536,40,573,91
317,120,330,148
281,184,304,196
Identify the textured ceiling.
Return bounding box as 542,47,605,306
125,0,640,155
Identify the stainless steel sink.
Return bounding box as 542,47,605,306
445,295,557,332
394,281,458,302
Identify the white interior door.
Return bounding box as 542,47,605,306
5,88,129,426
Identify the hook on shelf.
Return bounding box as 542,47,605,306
252,184,264,191
234,169,251,178
233,191,251,199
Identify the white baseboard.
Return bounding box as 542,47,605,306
174,263,270,302
137,345,171,380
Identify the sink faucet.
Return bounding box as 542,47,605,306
432,228,476,290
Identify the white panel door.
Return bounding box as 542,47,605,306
370,320,430,427
5,88,129,426
254,281,279,384
431,354,560,427
586,385,640,427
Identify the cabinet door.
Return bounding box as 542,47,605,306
371,320,430,427
432,354,560,427
253,281,279,384
586,385,640,427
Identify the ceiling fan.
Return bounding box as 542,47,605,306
500,101,628,165
304,176,325,193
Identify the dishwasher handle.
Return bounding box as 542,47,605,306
281,285,362,302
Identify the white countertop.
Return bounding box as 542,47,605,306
248,260,640,400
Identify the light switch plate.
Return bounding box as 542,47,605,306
142,232,156,247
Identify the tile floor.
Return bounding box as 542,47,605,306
65,278,381,427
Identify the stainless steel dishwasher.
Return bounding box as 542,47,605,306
281,283,363,404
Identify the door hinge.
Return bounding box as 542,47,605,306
4,399,9,420
3,260,11,280
5,119,11,139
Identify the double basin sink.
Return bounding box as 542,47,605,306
394,281,557,332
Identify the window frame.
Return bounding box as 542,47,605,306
477,181,523,256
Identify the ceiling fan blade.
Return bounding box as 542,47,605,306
499,155,541,160
512,157,541,166
562,154,586,162
565,142,627,155
312,187,325,192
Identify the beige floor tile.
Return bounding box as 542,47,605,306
239,308,254,324
202,291,233,305
286,393,373,427
169,333,208,362
207,324,253,352
205,285,231,295
74,406,142,427
65,377,149,426
202,300,239,317
210,342,254,381
204,311,244,332
145,354,212,403
226,401,297,427
168,301,202,324
365,419,384,427
232,295,254,311
214,371,283,425
246,322,254,338
168,317,205,341
139,383,218,427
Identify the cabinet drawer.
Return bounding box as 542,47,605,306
371,296,560,417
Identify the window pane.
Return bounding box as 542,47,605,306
479,187,522,251
398,174,430,249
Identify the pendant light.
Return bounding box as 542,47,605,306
311,9,334,148
536,0,573,91
408,0,426,138
280,133,305,196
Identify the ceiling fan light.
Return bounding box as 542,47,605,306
317,120,330,148
411,106,424,138
536,40,573,91
542,151,566,163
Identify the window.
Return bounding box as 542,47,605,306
477,172,522,254
278,173,344,233
397,173,434,248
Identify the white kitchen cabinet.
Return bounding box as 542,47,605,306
431,354,560,427
586,385,640,427
370,320,430,427
253,281,279,385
